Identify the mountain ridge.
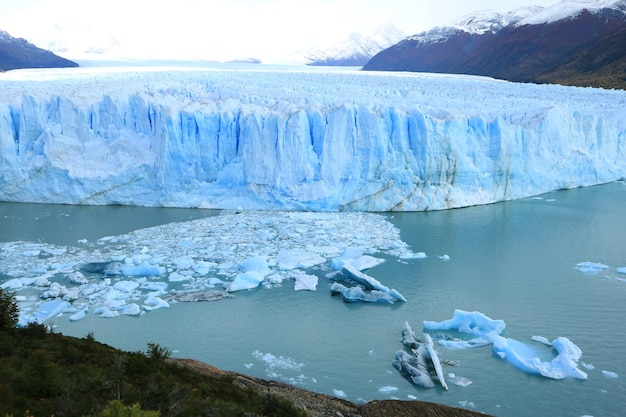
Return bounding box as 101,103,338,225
305,24,405,66
0,29,78,71
363,0,626,90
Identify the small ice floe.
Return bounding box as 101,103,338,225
400,252,427,259
458,401,476,409
437,254,451,261
378,386,398,394
576,262,609,274
332,389,347,398
393,321,448,390
601,370,618,378
531,335,552,346
451,376,473,387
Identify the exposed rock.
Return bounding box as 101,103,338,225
170,358,491,417
163,290,234,302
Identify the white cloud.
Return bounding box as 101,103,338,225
0,0,560,63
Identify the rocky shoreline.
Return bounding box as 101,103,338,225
171,358,492,417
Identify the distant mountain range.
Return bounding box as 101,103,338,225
0,30,78,71
305,25,405,66
363,0,626,90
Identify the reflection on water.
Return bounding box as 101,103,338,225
2,182,626,417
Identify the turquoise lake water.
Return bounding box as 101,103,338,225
1,182,625,417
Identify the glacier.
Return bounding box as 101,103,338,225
1,65,625,211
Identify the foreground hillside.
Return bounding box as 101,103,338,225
0,325,488,417
363,1,626,90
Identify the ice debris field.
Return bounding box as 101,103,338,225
1,66,626,211
0,210,413,325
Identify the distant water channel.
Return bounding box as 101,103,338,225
2,183,626,417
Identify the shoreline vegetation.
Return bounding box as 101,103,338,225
0,288,489,417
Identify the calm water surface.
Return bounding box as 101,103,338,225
2,183,625,417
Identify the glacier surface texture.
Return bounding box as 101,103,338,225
1,66,625,211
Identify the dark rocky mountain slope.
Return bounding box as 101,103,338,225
0,30,78,71
363,2,626,89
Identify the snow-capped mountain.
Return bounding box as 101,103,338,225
409,5,544,45
305,24,406,67
363,0,626,90
0,30,78,71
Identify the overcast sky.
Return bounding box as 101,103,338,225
0,0,560,63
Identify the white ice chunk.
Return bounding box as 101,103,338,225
330,247,364,270
378,386,398,394
492,335,587,380
168,272,188,282
121,263,166,276
193,261,216,275
238,256,270,273
576,261,609,274
121,303,142,316
601,370,618,378
423,309,506,344
400,252,427,259
143,296,170,310
332,389,347,398
1,278,24,290
275,249,325,270
173,256,195,269
140,281,168,292
35,299,71,323
69,309,87,321
67,271,89,284
97,307,120,318
227,271,267,292
292,271,319,291
531,335,552,346
424,333,448,390
349,255,385,271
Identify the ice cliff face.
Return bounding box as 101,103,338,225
0,67,625,211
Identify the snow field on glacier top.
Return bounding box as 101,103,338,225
1,65,625,121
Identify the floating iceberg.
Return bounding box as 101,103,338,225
423,310,588,380
423,309,505,348
393,321,448,389
1,67,625,211
328,260,406,303
493,336,587,380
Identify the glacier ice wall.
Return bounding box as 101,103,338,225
1,67,625,211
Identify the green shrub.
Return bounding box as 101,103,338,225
0,288,19,330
